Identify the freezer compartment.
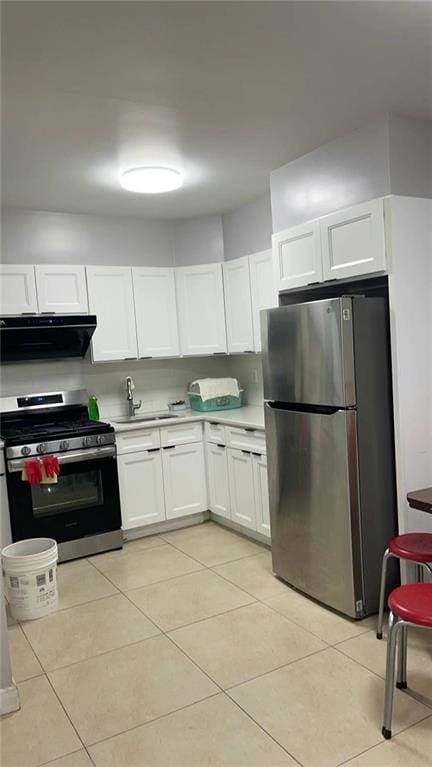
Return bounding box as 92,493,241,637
265,402,363,618
261,298,356,408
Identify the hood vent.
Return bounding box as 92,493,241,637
0,315,97,363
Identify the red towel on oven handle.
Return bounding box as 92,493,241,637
43,456,61,478
24,459,43,485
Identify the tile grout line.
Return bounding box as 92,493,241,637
121,585,257,634
85,691,223,752
36,746,90,767
332,642,432,710
43,671,90,761
224,690,304,767
333,712,432,767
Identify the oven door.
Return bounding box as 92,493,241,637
7,446,121,543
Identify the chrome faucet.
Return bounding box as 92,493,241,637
126,376,142,417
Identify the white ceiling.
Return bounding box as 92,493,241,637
2,1,432,219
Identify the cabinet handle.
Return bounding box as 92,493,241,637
124,357,137,361
147,447,160,453
244,428,255,433
209,422,218,426
217,443,226,449
241,450,251,455
140,356,153,359
212,352,226,355
163,445,176,450
243,350,254,354
252,452,262,457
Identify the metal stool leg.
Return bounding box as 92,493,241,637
382,611,400,739
422,563,432,579
377,549,392,639
396,624,408,689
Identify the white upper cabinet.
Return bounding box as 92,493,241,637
223,256,254,353
0,265,38,315
249,249,278,352
86,266,138,362
175,263,227,356
272,221,322,292
132,267,179,359
321,198,386,281
35,265,88,313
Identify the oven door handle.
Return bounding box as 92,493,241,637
7,445,116,473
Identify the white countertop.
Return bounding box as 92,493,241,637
107,405,265,433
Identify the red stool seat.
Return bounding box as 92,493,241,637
388,583,432,628
389,533,432,563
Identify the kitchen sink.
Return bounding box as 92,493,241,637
113,413,175,424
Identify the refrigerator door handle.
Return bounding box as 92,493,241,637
265,401,344,416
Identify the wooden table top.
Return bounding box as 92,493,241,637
407,487,432,513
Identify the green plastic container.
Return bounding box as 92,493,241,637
188,390,244,412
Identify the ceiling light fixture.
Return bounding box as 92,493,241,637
120,166,183,194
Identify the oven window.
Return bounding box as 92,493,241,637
30,470,104,517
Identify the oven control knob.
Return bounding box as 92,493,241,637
82,436,92,447
36,443,47,454
96,435,103,445
21,446,31,457
59,440,69,451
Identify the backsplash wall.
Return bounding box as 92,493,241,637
0,355,264,417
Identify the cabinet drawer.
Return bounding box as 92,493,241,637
115,428,160,455
160,421,202,447
225,426,266,454
205,421,226,446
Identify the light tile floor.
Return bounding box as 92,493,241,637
2,521,431,767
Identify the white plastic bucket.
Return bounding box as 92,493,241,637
2,538,58,621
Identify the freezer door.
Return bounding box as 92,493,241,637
261,297,356,407
265,403,363,618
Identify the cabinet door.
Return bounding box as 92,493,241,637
118,449,165,529
175,264,227,355
272,221,322,291
321,198,386,281
132,267,180,358
222,256,254,353
0,265,38,314
252,453,270,537
35,265,88,313
87,266,138,362
206,443,230,519
249,249,278,352
227,448,256,531
162,442,207,519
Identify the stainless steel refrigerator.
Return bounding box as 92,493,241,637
262,296,397,619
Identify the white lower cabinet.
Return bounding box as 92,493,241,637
118,449,165,529
206,443,230,520
227,447,270,536
162,443,207,520
117,422,270,538
252,453,270,537
227,448,256,531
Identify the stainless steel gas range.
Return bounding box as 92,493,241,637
0,390,122,561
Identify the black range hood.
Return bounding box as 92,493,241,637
0,315,97,363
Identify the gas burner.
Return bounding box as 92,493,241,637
0,389,114,458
